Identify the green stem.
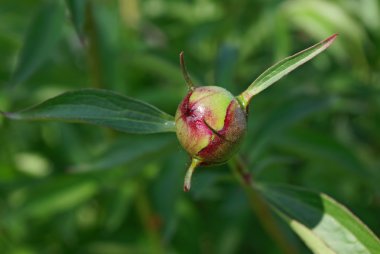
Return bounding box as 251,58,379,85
136,187,165,254
228,156,298,254
235,94,249,112
84,2,103,88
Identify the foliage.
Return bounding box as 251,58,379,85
0,0,380,253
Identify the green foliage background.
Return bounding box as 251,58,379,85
0,0,379,253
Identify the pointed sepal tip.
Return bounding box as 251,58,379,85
184,157,201,192
179,51,195,91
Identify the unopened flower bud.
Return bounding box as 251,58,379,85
175,52,247,192
175,86,247,165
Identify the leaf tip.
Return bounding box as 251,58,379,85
323,33,338,46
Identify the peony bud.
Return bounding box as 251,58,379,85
175,86,247,165
176,52,247,191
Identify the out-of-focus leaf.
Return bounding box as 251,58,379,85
66,0,87,39
238,34,337,108
10,0,65,85
356,0,380,33
86,2,123,90
245,96,331,162
83,242,138,254
274,12,291,60
105,180,138,232
71,135,177,172
282,0,370,79
275,128,370,176
239,11,272,61
258,184,380,254
215,43,238,92
3,89,176,134
130,53,192,85
8,176,98,219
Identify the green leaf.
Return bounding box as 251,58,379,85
10,0,65,85
8,176,98,220
66,0,87,39
86,2,123,90
238,34,337,109
258,184,380,254
244,95,330,162
71,135,177,172
275,128,370,177
215,43,238,92
3,89,176,134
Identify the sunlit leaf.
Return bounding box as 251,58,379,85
238,34,337,108
258,184,380,254
10,0,65,85
3,89,176,134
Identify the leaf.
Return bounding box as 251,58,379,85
8,176,98,220
71,135,177,172
244,95,330,162
86,2,123,90
238,34,337,108
3,89,176,134
275,128,369,177
215,43,238,92
66,0,87,39
10,0,65,86
258,184,380,254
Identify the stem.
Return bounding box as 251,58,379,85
179,51,195,91
84,2,103,88
136,187,165,254
228,156,298,254
184,157,201,192
235,94,249,112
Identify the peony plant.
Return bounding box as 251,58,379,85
2,34,338,191
176,34,337,191
3,34,380,254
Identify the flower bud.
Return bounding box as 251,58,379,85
176,52,247,191
175,86,247,165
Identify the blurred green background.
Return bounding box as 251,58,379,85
1,0,379,253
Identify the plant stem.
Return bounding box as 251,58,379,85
84,1,103,88
235,94,249,112
228,156,297,254
136,187,165,254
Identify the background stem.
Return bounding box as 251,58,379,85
228,156,298,254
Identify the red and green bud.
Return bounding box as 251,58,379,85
175,86,246,165
176,53,247,191
176,34,338,191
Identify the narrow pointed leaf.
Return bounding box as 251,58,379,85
258,184,380,254
10,0,65,85
3,89,176,134
238,34,337,108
